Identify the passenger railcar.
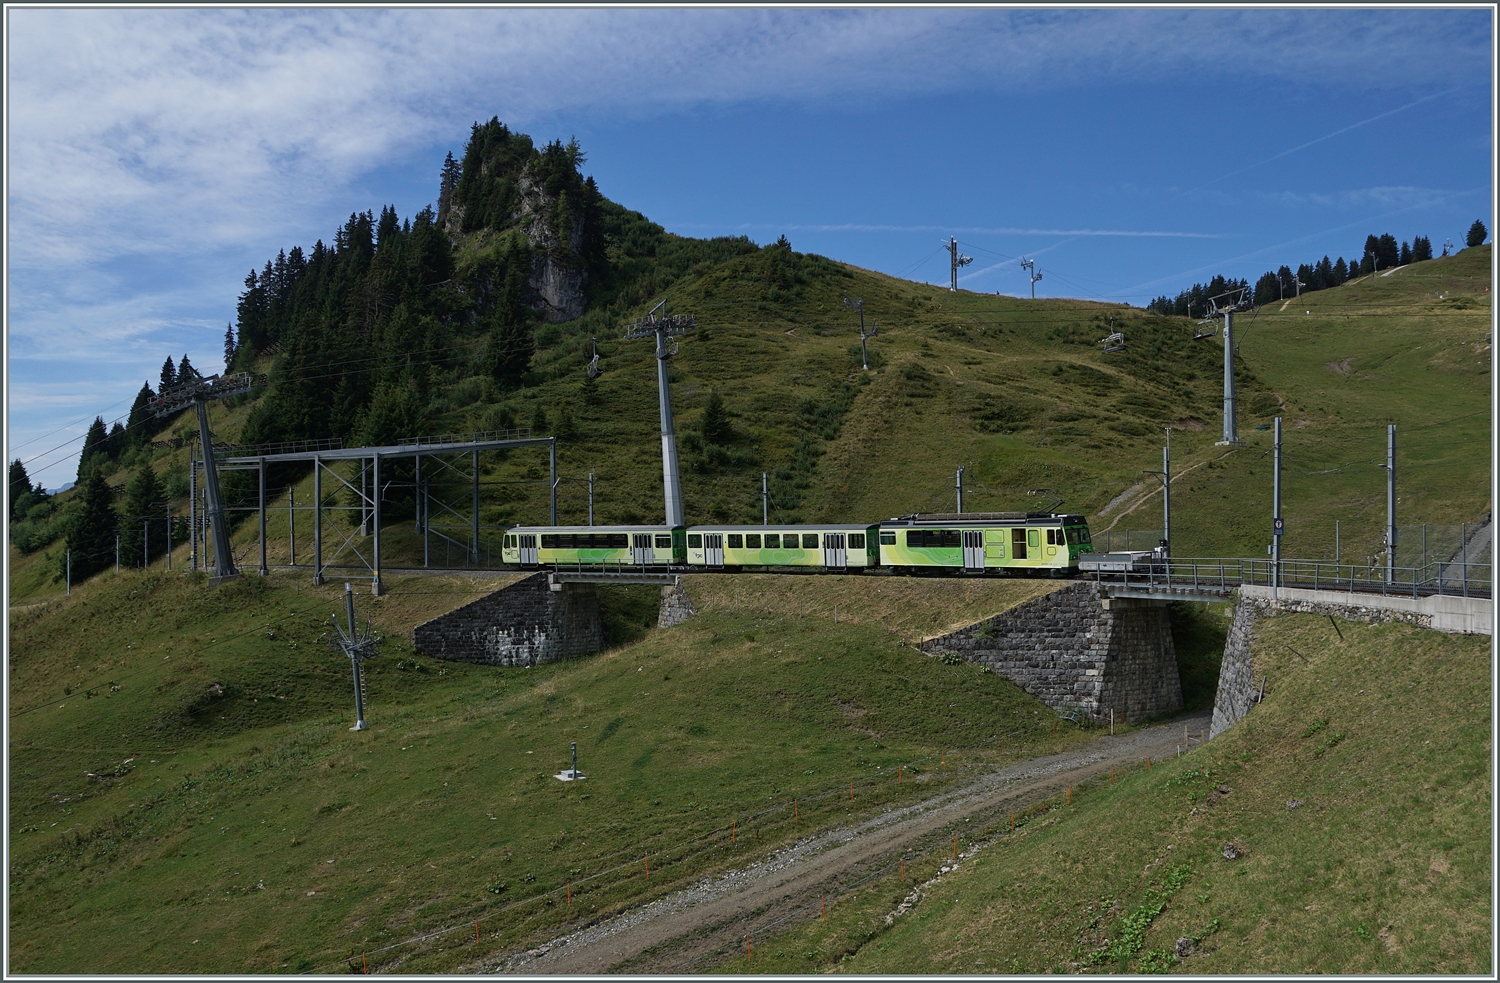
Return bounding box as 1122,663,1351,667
878,512,1093,575
500,525,685,567
684,524,880,569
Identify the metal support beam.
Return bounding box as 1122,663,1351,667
313,455,323,585
471,450,481,563
195,400,237,580
549,439,558,526
258,459,268,576
1217,311,1243,446
372,454,383,595
288,484,296,566
189,453,197,571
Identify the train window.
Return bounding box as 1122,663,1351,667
727,534,743,549
1046,529,1056,545
1065,527,1078,545
688,534,702,548
764,533,780,548
1028,529,1039,549
612,534,629,548
880,531,896,545
849,533,865,550
746,534,761,548
655,535,672,548
802,533,818,549
541,535,560,549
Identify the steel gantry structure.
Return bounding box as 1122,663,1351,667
215,430,557,595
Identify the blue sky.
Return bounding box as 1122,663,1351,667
5,6,1494,487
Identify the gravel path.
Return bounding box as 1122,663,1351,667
476,711,1212,975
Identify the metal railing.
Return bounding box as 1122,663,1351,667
1089,556,1491,599
397,428,534,448
226,436,344,457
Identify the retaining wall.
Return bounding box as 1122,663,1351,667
1210,585,1492,738
919,581,1182,724
413,572,604,667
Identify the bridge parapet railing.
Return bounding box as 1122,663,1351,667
1093,557,1491,599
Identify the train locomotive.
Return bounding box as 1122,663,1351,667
501,511,1093,576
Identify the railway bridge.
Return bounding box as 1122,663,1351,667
409,555,1490,733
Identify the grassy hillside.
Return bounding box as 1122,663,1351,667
9,569,1113,973
10,246,1489,609
728,611,1491,975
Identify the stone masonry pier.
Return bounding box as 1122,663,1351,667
919,581,1183,724
413,572,604,667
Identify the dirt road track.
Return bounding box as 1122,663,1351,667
478,712,1212,975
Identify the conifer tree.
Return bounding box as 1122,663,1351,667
1333,257,1348,283
1400,241,1412,266
177,354,197,384
160,356,176,393
224,324,237,371
119,463,167,568
9,458,34,520
1412,236,1433,262
126,383,157,446
1467,220,1487,247
63,466,117,582
76,417,109,485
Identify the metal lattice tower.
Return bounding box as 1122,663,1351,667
625,301,694,527
944,237,972,292
1198,287,1250,446
152,372,253,581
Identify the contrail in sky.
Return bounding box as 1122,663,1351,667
1195,86,1466,190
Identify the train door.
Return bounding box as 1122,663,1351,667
962,530,985,571
1011,527,1028,560
632,533,653,566
519,534,538,566
703,533,725,568
823,532,847,569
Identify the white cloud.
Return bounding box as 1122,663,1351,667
4,6,1489,465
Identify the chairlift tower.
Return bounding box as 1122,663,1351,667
1199,287,1249,446
152,371,253,582
944,237,972,292
625,301,694,527
1020,257,1042,299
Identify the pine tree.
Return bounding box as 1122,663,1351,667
1412,236,1433,262
1399,241,1412,266
1253,272,1279,306
1466,220,1487,247
106,422,128,461
76,417,109,485
119,463,167,568
126,383,157,446
177,354,197,384
700,392,733,445
63,466,117,582
160,356,176,393
1333,257,1348,283
224,323,237,371
9,458,34,521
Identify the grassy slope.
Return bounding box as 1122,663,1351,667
9,247,1489,608
733,611,1491,975
8,570,1104,973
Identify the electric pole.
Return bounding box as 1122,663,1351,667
762,472,769,526
955,466,965,514
944,237,972,292
1385,424,1397,581
152,371,252,582
625,300,694,527
1021,257,1042,299
1272,416,1283,599
844,297,879,370
1142,430,1172,561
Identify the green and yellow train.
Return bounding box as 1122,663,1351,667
501,511,1093,576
